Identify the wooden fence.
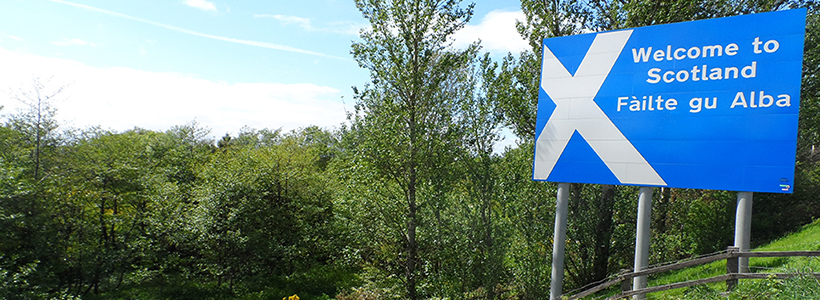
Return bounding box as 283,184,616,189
565,247,820,300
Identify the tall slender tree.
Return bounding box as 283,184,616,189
6,77,65,181
349,0,477,298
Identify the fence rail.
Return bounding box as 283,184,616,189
566,247,820,300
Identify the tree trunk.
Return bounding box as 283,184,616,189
407,106,419,300
407,173,418,300
480,158,497,299
592,184,616,281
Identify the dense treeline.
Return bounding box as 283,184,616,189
2,0,819,299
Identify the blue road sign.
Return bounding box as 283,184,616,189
532,9,806,193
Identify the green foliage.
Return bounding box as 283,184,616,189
756,2,820,243
668,267,820,300
347,0,485,298
493,143,556,298
2,2,820,300
195,137,341,287
0,116,356,299
4,77,65,181
644,220,820,299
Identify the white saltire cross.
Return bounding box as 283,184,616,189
533,30,667,186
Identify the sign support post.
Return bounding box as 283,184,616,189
549,183,570,300
734,192,753,273
633,187,653,299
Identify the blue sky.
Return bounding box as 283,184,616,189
0,0,527,141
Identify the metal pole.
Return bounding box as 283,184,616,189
633,186,653,300
734,191,753,273
550,183,571,300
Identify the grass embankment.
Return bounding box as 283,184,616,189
645,219,820,299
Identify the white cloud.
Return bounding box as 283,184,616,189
184,0,217,12
453,10,529,54
260,14,313,30
327,21,365,35
52,38,96,47
0,47,348,136
255,14,364,35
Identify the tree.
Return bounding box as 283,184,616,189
492,0,587,140
491,143,556,299
458,54,506,299
54,130,157,295
194,129,347,297
0,78,70,298
755,1,820,242
5,77,66,181
348,0,478,298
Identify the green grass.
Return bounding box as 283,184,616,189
642,219,820,299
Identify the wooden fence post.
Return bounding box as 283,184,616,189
726,246,740,291
621,277,632,293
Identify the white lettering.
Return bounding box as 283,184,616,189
632,47,652,62
653,49,665,61
751,91,757,108
753,37,764,54
630,98,640,111
777,94,791,107
654,95,664,110
701,65,708,81
647,68,661,83
647,62,756,83
618,97,629,111
731,91,792,108
709,68,723,80
687,46,701,59
666,98,677,110
663,71,675,83
741,61,757,78
705,97,717,110
731,92,748,108
759,91,774,107
676,70,689,82
689,97,717,113
617,95,677,112
725,67,739,79
725,43,738,55
764,40,779,53
690,97,702,113
691,65,701,81
674,48,686,60
702,45,723,57
633,42,743,63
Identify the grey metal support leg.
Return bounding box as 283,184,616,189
550,183,571,300
735,192,753,273
633,187,653,299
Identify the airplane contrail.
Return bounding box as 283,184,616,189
48,0,349,61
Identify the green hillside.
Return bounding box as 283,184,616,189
644,219,820,299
